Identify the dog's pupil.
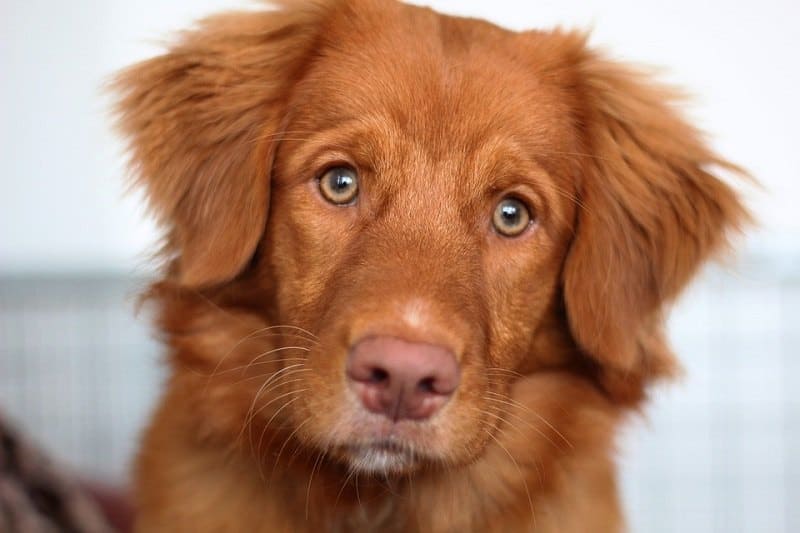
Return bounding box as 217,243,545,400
333,173,352,191
501,202,520,225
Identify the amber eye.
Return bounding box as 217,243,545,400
492,197,531,237
319,166,359,205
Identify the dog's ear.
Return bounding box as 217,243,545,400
112,4,324,287
563,50,750,401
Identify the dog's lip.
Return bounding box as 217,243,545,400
339,438,426,473
343,437,430,462
344,437,416,457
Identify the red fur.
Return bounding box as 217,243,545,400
113,1,749,531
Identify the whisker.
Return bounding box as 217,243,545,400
470,406,546,489
230,366,311,386
247,376,308,436
259,324,320,341
305,449,326,521
354,473,363,515
334,465,359,510
238,346,310,376
474,406,523,437
204,326,317,388
485,367,526,379
483,396,562,450
482,428,536,530
243,364,306,423
484,392,574,450
246,389,307,475
405,466,415,512
239,366,306,444
208,354,308,380
256,393,307,473
271,419,311,476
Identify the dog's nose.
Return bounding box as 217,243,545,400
346,336,460,421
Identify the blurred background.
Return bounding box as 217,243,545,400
1,0,798,531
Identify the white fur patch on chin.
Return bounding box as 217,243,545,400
348,446,416,474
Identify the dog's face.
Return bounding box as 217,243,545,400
264,14,582,472
115,0,746,477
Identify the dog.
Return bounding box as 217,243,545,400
113,0,748,530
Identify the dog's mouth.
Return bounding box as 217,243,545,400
338,438,426,475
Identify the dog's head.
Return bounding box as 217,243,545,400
115,0,747,475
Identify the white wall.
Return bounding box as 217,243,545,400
2,0,798,274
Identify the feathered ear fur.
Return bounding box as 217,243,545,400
563,49,751,401
112,2,327,287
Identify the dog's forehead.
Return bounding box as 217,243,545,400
288,3,577,164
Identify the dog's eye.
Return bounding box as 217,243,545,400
493,197,531,237
319,166,359,205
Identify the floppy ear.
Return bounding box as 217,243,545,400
563,51,750,401
112,3,325,287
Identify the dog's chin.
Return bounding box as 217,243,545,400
336,439,429,476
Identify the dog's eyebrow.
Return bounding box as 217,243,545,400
471,136,551,184
275,119,382,184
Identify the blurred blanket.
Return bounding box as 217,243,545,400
0,412,124,532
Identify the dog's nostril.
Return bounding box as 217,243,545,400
369,367,389,384
417,376,436,394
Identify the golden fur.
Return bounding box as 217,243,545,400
113,0,748,531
